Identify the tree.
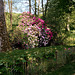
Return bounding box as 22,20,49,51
4,0,6,12
46,0,75,45
8,0,12,30
57,0,75,31
10,0,12,29
45,0,48,16
42,0,44,18
4,0,6,20
0,0,11,52
38,0,40,16
35,0,36,15
29,0,31,13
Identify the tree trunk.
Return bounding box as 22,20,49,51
29,0,31,13
4,0,6,12
35,0,36,15
66,16,70,31
8,0,12,30
4,0,6,20
45,0,48,16
0,0,11,52
38,0,40,16
42,0,44,18
10,0,12,29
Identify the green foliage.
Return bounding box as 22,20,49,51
0,50,27,75
5,12,21,31
8,27,28,45
70,10,75,30
0,46,54,75
45,0,75,45
0,46,75,74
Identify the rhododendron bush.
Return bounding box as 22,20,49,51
17,12,53,48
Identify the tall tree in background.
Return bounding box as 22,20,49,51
35,0,36,15
4,0,6,20
45,0,48,16
4,0,6,12
10,0,12,29
46,0,75,45
0,0,11,52
42,0,44,18
29,0,31,13
8,0,12,29
38,0,40,16
57,0,75,31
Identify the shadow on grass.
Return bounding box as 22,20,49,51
46,62,75,75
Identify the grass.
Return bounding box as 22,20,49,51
46,62,75,75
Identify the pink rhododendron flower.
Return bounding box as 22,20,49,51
18,12,53,47
45,27,47,29
27,16,29,18
68,48,71,50
42,25,44,29
46,29,49,31
19,15,22,18
45,24,47,25
47,32,49,34
42,36,44,38
38,18,44,23
21,19,24,21
33,17,36,20
23,16,25,18
32,22,36,25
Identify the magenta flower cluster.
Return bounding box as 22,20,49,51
17,12,53,48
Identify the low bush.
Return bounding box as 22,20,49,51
0,47,54,75
0,46,74,75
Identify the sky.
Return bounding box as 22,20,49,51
5,0,47,14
